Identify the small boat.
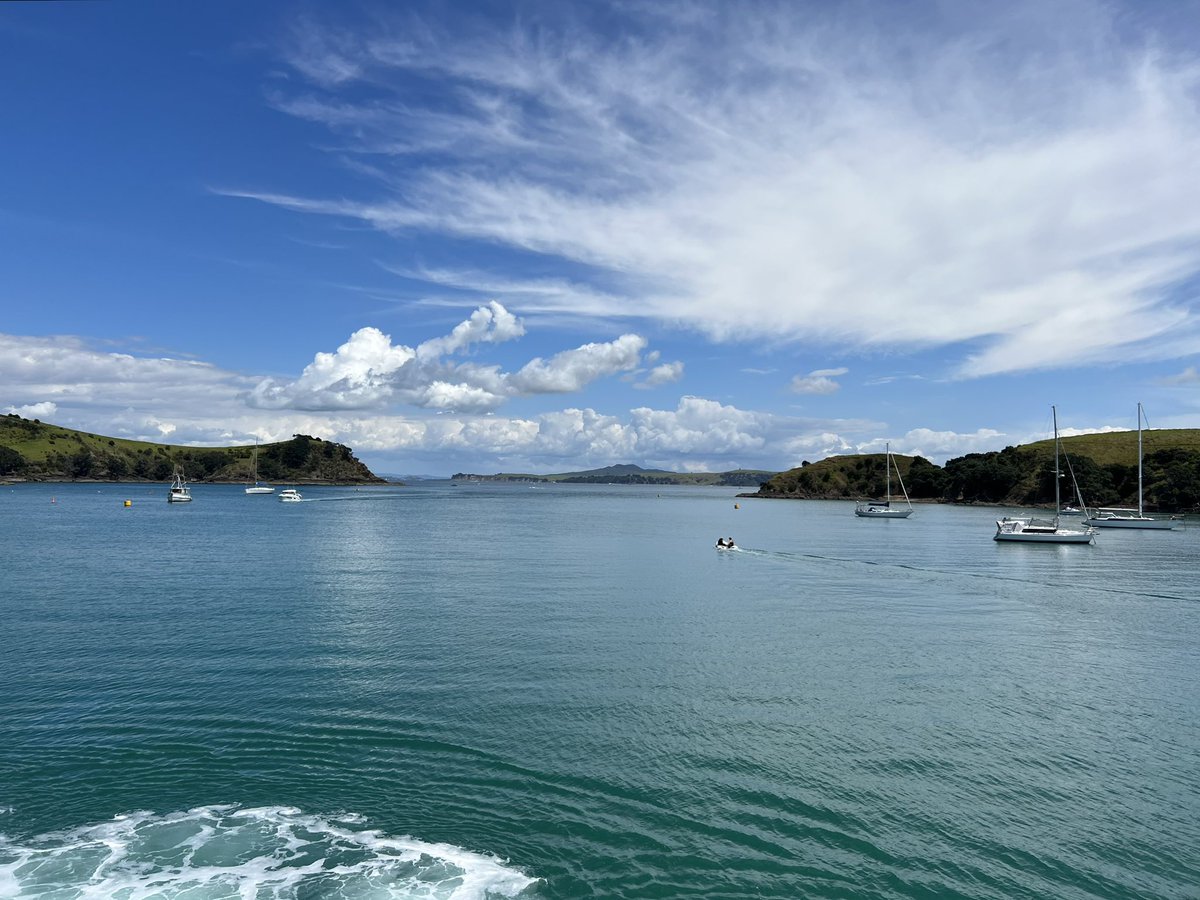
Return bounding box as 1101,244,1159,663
715,537,737,550
855,442,913,518
994,407,1094,544
167,468,192,503
245,440,275,494
278,489,303,502
1084,403,1178,530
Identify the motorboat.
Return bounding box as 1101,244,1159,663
167,468,192,503
278,489,303,502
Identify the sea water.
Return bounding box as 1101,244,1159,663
1,482,1197,899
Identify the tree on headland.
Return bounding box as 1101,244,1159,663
0,446,25,476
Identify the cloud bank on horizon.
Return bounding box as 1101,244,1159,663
4,0,1200,474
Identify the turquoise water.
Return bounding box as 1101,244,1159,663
1,482,1198,899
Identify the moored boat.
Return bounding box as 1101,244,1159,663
1084,404,1178,530
854,442,913,518
994,407,1095,544
167,468,192,503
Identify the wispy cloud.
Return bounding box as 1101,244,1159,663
218,2,1200,378
1162,365,1200,385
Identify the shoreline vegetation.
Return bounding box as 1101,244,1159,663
0,415,386,485
4,415,1200,511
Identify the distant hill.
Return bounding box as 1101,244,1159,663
0,415,385,484
751,428,1200,512
452,463,777,487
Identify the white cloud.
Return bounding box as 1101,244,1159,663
635,360,685,389
0,329,1026,469
866,428,1010,460
5,401,58,419
1163,365,1200,385
414,300,524,360
790,367,847,395
220,3,1200,378
250,326,416,410
508,334,647,394
247,304,648,412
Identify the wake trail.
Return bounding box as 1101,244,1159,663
729,547,1192,603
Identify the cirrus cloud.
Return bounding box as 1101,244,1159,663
215,2,1200,379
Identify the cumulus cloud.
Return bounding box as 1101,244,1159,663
250,326,416,410
504,334,646,393
790,367,848,395
248,304,651,412
5,401,58,419
0,328,1025,469
218,2,1200,378
635,361,685,389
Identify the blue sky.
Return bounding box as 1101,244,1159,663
3,1,1199,476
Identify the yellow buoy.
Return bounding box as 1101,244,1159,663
124,499,132,507
734,503,739,509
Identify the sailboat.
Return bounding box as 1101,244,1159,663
994,407,1095,543
854,443,913,518
1083,403,1178,530
167,467,192,503
245,440,275,495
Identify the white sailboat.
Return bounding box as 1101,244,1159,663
1084,403,1178,530
995,407,1095,544
167,467,192,503
245,440,274,495
854,443,913,518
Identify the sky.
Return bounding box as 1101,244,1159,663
2,0,1199,477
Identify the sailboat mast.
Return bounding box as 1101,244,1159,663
1137,402,1144,517
1052,406,1061,518
885,442,891,503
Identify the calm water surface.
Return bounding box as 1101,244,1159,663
1,482,1197,898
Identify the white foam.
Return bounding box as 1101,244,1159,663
0,805,539,898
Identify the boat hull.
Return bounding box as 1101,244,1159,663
1083,516,1177,530
855,508,913,518
245,486,275,495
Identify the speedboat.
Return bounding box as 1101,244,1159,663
278,489,303,503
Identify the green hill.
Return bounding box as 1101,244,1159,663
0,415,385,484
751,428,1200,512
452,463,776,487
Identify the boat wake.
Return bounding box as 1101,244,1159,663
0,804,538,898
732,547,1192,603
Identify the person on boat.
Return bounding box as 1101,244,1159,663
716,537,728,548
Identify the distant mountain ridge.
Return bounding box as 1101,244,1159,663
0,415,385,484
452,463,776,487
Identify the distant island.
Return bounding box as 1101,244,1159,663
451,464,775,487
0,415,385,484
748,428,1200,513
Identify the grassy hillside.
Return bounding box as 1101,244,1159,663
752,428,1200,512
0,415,385,484
754,453,930,501
451,464,777,487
